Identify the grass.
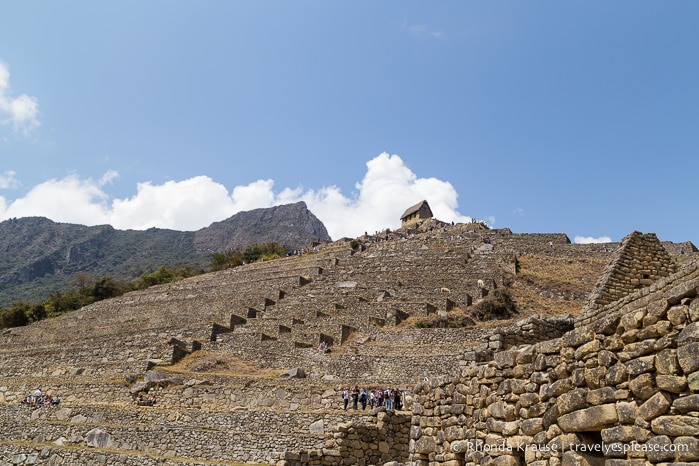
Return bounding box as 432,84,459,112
400,253,606,328
510,254,606,317
165,350,283,378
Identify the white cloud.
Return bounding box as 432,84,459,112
0,175,110,225
574,235,612,244
402,22,446,40
0,153,474,239
0,62,40,136
99,170,119,186
299,153,471,238
0,170,20,189
230,179,276,212
111,176,235,231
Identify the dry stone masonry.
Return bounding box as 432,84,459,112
408,260,699,466
1,225,697,466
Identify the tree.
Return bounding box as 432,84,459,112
47,291,82,314
29,303,47,322
242,242,288,263
1,302,30,328
211,248,243,271
72,273,96,297
91,276,130,301
138,267,174,288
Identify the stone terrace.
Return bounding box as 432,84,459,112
0,224,696,465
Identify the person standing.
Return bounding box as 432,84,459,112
351,385,360,410
342,389,349,410
384,386,392,411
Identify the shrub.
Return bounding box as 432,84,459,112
1,306,29,328
211,248,243,271
472,289,517,321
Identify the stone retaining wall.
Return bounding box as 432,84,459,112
0,403,369,465
582,231,677,318
277,410,412,466
408,259,699,466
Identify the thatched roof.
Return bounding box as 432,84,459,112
400,200,432,220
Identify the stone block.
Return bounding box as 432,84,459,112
541,404,560,430
515,345,536,364
521,418,543,436
557,404,618,433
622,339,656,359
637,391,671,421
488,401,516,420
574,340,600,360
667,305,688,326
677,342,699,373
85,428,113,449
491,455,521,466
672,394,699,414
675,435,699,462
603,460,647,466
678,322,699,344
616,401,637,424
547,378,575,398
586,387,615,406
628,373,656,401
601,425,634,443
645,435,674,463
689,370,699,392
651,415,699,436
620,310,646,331
494,350,519,368
624,355,655,377
414,436,436,454
592,314,620,335
309,419,324,434
556,388,587,415
583,366,606,389
605,364,628,386
656,374,687,393
563,327,595,348
655,348,680,375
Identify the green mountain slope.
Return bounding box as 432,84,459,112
0,202,330,305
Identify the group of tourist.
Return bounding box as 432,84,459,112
341,385,403,411
364,230,412,243
316,340,331,353
21,388,60,406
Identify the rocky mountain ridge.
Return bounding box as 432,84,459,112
0,201,330,306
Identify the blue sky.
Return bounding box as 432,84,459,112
1,2,697,245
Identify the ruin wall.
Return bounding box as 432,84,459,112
407,259,699,466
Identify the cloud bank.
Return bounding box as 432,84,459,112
0,62,40,136
574,235,612,244
0,153,474,239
